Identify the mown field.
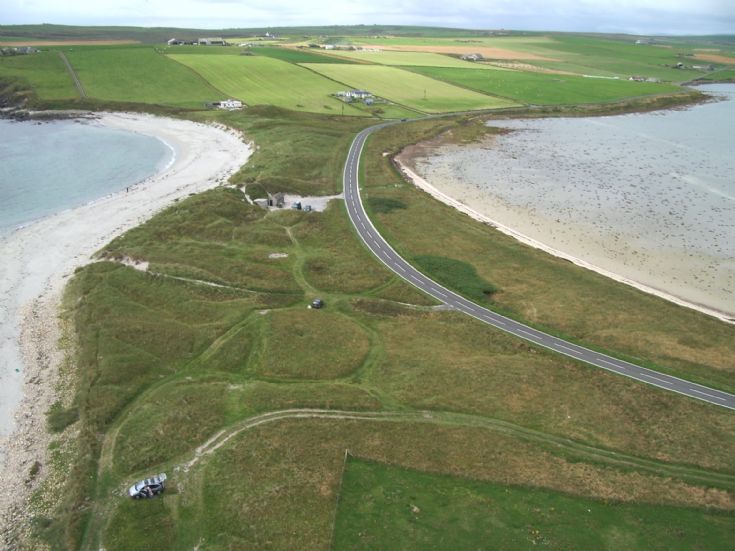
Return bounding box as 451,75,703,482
64,47,225,107
334,458,735,550
410,66,682,104
324,49,497,68
0,50,78,100
302,63,518,112
169,54,365,115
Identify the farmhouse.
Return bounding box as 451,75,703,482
167,38,184,46
218,99,243,110
337,89,373,100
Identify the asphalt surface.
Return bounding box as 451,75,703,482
343,123,735,411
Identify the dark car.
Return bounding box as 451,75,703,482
128,473,167,499
311,298,324,309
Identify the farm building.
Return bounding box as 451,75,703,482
167,38,184,46
337,89,373,100
267,192,285,208
198,37,227,46
460,53,484,61
218,99,243,110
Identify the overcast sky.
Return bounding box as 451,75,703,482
3,0,734,35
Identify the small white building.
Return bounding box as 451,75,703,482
337,89,372,100
218,99,243,110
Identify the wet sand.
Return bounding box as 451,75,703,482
395,92,735,323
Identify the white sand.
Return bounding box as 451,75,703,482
394,155,734,325
0,112,251,536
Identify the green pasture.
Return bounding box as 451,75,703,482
334,459,735,551
301,63,517,112
64,47,224,107
325,49,496,68
411,66,681,105
347,35,557,52
169,54,365,115
529,35,713,81
249,46,356,64
0,50,78,100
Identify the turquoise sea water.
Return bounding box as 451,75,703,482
0,118,172,234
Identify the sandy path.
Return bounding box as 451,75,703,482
0,112,251,541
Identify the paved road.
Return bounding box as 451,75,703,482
343,123,735,411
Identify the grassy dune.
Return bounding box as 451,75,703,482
47,157,735,549
169,54,365,115
361,118,735,394
302,63,518,112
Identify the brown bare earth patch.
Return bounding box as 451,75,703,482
694,53,735,64
360,44,557,61
0,40,140,46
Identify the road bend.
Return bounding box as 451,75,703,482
343,123,735,411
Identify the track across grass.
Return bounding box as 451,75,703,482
301,63,517,113
65,47,224,107
0,50,79,100
169,54,365,115
410,66,682,105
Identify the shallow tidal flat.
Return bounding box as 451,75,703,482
402,85,735,319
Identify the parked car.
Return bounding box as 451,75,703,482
128,473,167,499
311,298,324,309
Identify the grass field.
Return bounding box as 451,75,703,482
0,50,78,100
64,47,225,107
169,54,366,115
334,458,735,550
249,46,356,64
302,63,518,112
325,49,497,68
527,35,713,81
410,66,681,104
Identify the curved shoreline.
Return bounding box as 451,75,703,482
0,112,252,540
394,158,734,325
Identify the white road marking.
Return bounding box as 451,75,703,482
556,343,578,354
640,373,669,384
690,388,725,401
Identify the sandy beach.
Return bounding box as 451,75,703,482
0,112,251,538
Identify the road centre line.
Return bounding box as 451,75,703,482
689,388,725,400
